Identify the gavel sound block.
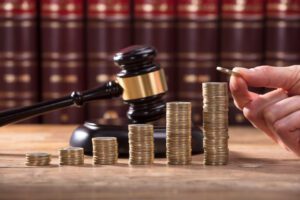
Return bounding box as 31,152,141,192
0,45,203,157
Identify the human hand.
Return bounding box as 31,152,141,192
229,65,300,157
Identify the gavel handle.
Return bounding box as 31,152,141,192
0,81,123,126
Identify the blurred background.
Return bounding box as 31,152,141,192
0,0,299,125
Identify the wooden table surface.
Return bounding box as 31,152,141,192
0,125,299,200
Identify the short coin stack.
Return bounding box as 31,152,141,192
59,147,84,165
92,137,118,165
128,124,154,165
166,102,192,165
202,82,229,165
25,152,51,166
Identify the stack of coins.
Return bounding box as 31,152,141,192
202,82,229,165
166,102,192,165
92,137,118,165
59,147,84,165
128,124,154,165
25,152,51,166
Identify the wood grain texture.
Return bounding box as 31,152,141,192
0,125,299,200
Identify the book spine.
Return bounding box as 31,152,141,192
41,0,85,124
0,0,39,123
86,0,131,124
220,0,265,125
134,0,176,101
177,0,219,125
265,0,300,65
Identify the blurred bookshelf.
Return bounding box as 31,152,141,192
0,0,299,125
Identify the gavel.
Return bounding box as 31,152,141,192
0,45,168,126
0,45,203,157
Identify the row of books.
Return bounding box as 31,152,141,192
0,0,299,125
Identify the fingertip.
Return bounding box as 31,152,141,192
233,66,262,82
229,73,247,93
229,73,254,109
229,77,238,94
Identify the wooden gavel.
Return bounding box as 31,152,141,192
0,45,168,126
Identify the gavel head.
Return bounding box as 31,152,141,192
113,45,168,123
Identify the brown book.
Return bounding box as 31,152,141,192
134,0,176,101
41,0,85,124
220,0,264,62
177,0,219,125
86,0,132,124
0,0,39,123
220,0,265,125
265,0,300,64
265,59,299,67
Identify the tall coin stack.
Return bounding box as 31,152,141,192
128,124,154,165
25,152,51,166
92,137,118,165
59,147,84,166
166,102,192,165
202,82,229,165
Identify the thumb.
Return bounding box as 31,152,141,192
233,65,300,94
230,74,259,110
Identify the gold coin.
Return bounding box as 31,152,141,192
92,137,118,165
166,102,192,165
25,152,51,166
59,147,84,166
128,124,154,165
202,82,229,166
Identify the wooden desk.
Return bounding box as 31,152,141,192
0,125,299,200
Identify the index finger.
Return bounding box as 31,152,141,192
233,65,299,92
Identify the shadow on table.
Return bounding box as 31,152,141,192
0,153,59,158
0,152,299,173
228,151,300,174
0,153,25,157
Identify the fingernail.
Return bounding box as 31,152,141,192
232,67,249,72
232,67,251,75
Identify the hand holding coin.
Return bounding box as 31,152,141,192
226,65,300,157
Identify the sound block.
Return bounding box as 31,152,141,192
69,120,204,158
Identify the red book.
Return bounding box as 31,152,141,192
41,0,85,124
220,0,264,62
177,0,219,125
220,0,265,125
134,0,176,101
0,0,39,123
265,0,300,64
86,0,132,124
